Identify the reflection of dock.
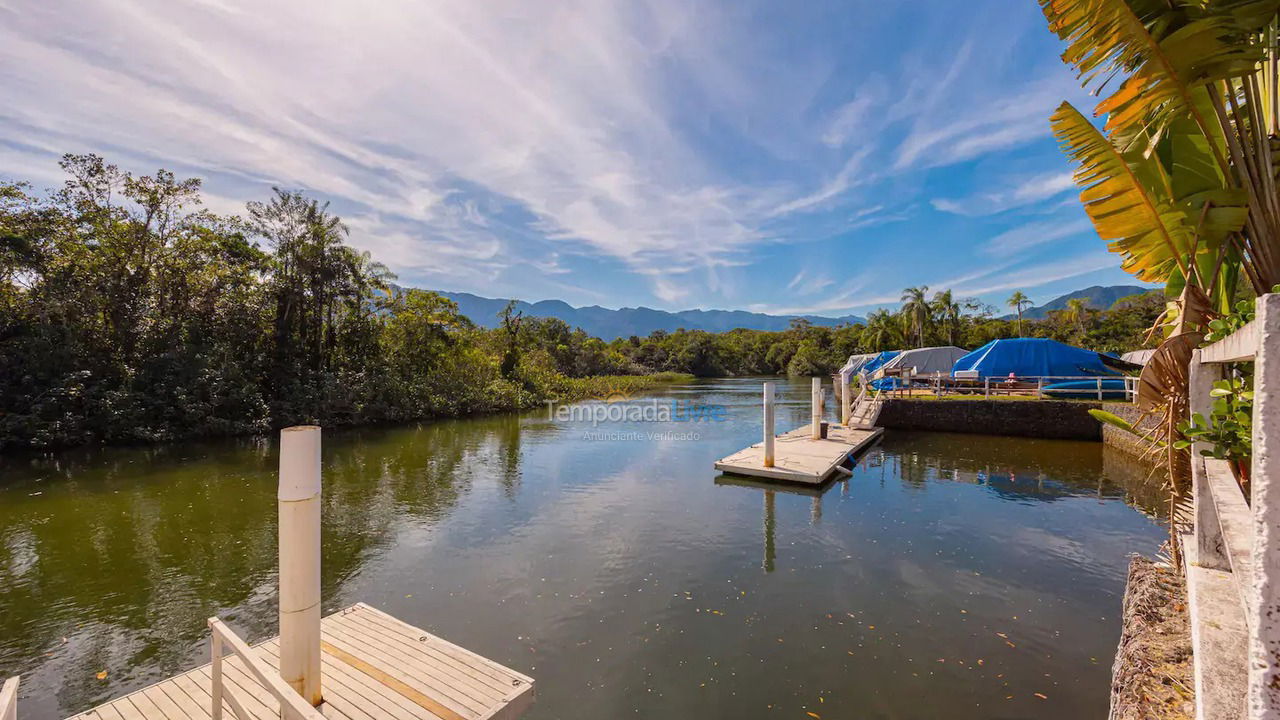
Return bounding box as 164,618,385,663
714,423,882,484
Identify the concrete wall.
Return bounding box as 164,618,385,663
1099,401,1162,461
876,398,1103,440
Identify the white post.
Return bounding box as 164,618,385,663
211,632,224,720
1190,349,1228,571
841,373,851,426
1,677,18,720
811,377,822,440
279,425,323,707
1096,377,1103,401
1250,294,1280,717
984,378,990,398
763,383,776,468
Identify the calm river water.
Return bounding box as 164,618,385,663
0,377,1165,719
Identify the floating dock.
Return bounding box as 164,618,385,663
714,423,883,484
69,603,534,720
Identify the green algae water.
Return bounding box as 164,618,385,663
0,377,1164,719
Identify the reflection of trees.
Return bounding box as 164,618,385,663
0,414,530,718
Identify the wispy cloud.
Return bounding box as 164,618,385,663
932,170,1076,217
953,252,1118,296
981,218,1094,255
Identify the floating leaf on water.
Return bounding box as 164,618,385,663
96,670,107,680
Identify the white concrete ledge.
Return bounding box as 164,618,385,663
1184,535,1249,720
1201,319,1258,364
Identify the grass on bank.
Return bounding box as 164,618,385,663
554,372,695,402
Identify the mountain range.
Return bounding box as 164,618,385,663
426,284,1157,340
1014,285,1155,320
432,291,864,340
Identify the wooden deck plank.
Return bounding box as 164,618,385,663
67,604,527,717
355,605,531,688
66,604,532,720
332,611,510,700
321,621,483,717
714,423,883,484
261,639,446,720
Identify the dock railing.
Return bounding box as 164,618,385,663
1184,293,1280,719
208,616,326,720
1,676,18,720
858,373,1138,401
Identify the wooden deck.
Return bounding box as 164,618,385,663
69,604,533,720
714,423,883,484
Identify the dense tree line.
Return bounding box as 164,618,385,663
1,156,1162,451
0,156,653,451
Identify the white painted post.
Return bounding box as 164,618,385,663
984,378,990,398
279,425,323,707
811,377,822,440
763,383,776,468
1,677,18,720
1189,349,1228,571
1249,294,1280,717
1096,377,1103,401
841,373,851,426
211,632,224,720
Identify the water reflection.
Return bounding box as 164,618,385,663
0,378,1165,720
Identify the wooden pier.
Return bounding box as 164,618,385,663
69,603,533,720
715,422,882,484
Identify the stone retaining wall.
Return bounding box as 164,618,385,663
1099,401,1162,461
876,398,1103,440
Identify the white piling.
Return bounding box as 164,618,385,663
279,425,323,706
811,378,822,439
841,374,852,426
763,383,776,468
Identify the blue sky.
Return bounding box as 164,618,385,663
0,0,1153,316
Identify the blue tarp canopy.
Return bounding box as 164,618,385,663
860,351,899,376
950,338,1121,379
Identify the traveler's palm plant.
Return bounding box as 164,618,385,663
1041,0,1280,558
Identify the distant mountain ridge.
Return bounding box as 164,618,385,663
428,290,865,340
1017,285,1155,320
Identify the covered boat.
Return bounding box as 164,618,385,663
1040,378,1130,400
873,346,968,378
838,353,879,386
950,338,1123,379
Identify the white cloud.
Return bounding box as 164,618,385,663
953,252,1118,296
981,218,1093,255
932,171,1076,217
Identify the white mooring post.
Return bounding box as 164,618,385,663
811,377,822,440
1250,294,1280,717
279,425,323,707
841,373,852,426
762,382,776,468
1096,377,1103,401
1,676,18,720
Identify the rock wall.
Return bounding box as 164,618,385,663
876,398,1103,440
1099,401,1162,461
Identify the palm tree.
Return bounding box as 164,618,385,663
863,309,903,351
931,289,962,346
1064,297,1087,335
900,285,930,348
1006,291,1030,337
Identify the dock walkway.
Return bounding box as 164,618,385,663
69,603,533,720
714,423,882,484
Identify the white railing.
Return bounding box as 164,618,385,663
1186,293,1279,719
208,617,326,720
1,677,17,720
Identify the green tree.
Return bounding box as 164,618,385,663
1006,291,1031,337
